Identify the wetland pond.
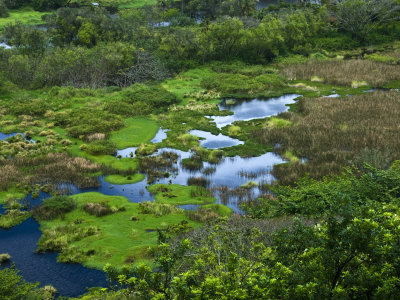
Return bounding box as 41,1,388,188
0,94,298,296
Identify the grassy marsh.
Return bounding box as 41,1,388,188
36,192,200,269
148,184,216,205
256,90,400,185
281,59,400,88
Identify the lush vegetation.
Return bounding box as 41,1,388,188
1,0,400,298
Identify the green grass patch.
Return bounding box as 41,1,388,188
104,173,145,185
202,204,233,217
37,192,199,269
0,210,31,229
110,118,159,149
148,184,216,205
0,187,26,205
162,67,219,105
0,7,47,28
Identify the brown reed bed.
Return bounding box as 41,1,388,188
281,59,400,87
0,153,103,190
255,91,400,185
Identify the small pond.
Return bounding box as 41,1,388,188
151,128,169,143
189,130,244,149
210,94,300,128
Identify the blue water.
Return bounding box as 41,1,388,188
151,128,169,143
210,94,300,129
0,132,19,140
0,218,107,297
189,130,244,149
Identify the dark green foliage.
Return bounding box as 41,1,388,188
53,108,123,139
2,22,47,54
121,84,178,109
32,0,67,11
4,0,29,9
0,267,42,299
0,0,9,17
33,195,76,220
84,140,116,156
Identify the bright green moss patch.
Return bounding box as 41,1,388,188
384,80,400,89
162,67,218,105
0,7,47,28
110,118,159,149
202,204,233,217
148,184,216,205
104,173,145,185
69,143,138,171
36,192,199,269
264,117,293,129
283,151,300,163
0,210,31,229
0,188,26,205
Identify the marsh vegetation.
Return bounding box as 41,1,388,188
1,0,400,298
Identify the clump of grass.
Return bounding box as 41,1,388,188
0,210,31,229
0,253,11,264
181,155,203,171
190,186,213,198
202,167,216,175
83,202,113,217
255,91,400,185
33,196,76,221
138,153,177,183
135,143,157,156
187,177,209,187
186,204,233,222
138,201,183,217
83,140,116,156
281,59,400,87
37,224,99,254
186,208,220,223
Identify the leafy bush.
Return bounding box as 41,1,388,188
122,84,178,109
55,108,123,139
85,140,116,156
33,196,76,220
0,0,9,17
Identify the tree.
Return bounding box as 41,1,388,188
0,266,42,299
333,0,400,41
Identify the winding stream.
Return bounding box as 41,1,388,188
0,94,297,296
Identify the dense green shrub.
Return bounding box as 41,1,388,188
84,140,116,156
33,195,76,220
56,108,123,138
201,73,286,96
121,84,178,109
32,0,68,12
0,0,9,18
